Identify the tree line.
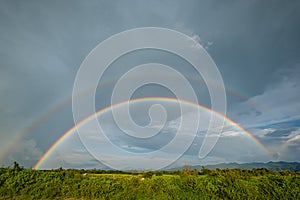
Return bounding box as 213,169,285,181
0,162,299,199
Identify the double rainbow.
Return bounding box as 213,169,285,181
33,97,270,169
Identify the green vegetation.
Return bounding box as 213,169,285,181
0,163,299,199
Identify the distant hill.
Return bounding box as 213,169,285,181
171,161,300,171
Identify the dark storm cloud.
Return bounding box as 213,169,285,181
181,0,300,97
1,0,300,167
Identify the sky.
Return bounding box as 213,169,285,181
0,0,300,170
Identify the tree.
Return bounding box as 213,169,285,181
13,162,21,172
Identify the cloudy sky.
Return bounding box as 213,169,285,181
0,0,300,169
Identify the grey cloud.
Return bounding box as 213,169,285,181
2,139,42,168
265,128,297,138
1,0,300,168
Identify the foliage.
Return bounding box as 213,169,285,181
0,164,299,199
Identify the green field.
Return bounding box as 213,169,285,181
0,163,299,199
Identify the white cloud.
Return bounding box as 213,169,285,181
221,130,242,137
230,66,300,128
173,23,213,50
277,128,300,161
286,129,300,143
191,34,201,43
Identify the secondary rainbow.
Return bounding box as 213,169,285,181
0,76,266,162
33,97,271,169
